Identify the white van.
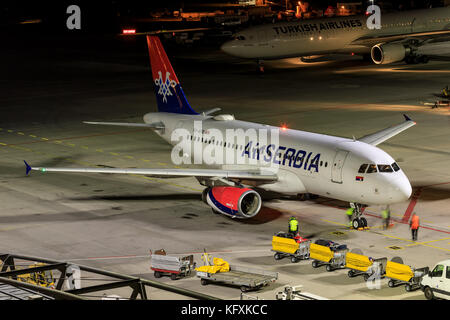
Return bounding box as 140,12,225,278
421,260,450,300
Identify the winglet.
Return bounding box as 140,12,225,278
403,114,413,122
24,160,32,176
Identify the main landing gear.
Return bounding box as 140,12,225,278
350,203,367,229
405,54,429,64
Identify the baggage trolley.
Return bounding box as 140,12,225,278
272,232,311,263
386,257,429,292
196,264,278,292
346,249,373,278
310,239,348,272
150,249,195,280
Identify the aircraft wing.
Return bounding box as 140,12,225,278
358,114,416,146
24,161,278,182
83,121,164,129
351,29,450,47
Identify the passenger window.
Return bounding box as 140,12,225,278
378,164,393,173
366,164,377,173
391,162,400,172
358,164,368,173
432,265,444,277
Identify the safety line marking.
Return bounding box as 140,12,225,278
406,237,450,247
402,188,422,223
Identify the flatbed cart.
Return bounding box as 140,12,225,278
196,265,278,292
272,232,311,263
310,239,348,272
150,250,195,280
386,257,429,292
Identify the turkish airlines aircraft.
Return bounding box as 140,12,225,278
220,6,450,65
25,36,415,229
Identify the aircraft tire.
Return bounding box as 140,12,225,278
352,219,360,229
360,217,368,228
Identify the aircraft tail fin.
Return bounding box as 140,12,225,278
147,36,198,115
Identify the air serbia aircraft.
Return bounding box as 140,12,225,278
221,6,450,65
25,36,415,229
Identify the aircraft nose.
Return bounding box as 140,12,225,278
394,176,412,202
220,40,237,56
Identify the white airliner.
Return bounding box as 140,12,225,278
220,6,450,65
25,36,415,229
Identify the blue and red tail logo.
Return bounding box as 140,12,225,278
147,36,198,115
355,176,364,181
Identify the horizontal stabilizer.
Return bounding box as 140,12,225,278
358,114,416,146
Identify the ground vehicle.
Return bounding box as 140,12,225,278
196,265,278,292
272,232,310,263
150,250,195,280
421,259,450,300
16,263,55,288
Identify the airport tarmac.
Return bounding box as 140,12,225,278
0,35,449,299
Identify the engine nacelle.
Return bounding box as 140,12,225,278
371,43,410,65
204,186,262,219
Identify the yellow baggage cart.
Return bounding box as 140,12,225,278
310,239,348,272
386,257,429,292
271,232,311,263
345,250,373,278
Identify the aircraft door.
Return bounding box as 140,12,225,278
331,150,349,183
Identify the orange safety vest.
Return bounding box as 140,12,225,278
411,215,419,229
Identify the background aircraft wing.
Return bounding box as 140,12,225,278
358,114,416,146
83,121,164,129
24,162,278,182
351,29,450,47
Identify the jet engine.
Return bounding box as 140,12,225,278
202,186,262,219
371,43,411,65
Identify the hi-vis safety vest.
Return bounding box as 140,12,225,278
289,220,299,232
411,215,420,229
381,210,389,219
346,208,354,216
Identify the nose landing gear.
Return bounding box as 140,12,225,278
350,203,367,229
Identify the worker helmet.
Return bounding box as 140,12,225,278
289,216,297,221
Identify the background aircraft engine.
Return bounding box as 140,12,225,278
371,43,410,64
205,186,262,219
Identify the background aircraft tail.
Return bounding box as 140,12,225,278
147,36,198,115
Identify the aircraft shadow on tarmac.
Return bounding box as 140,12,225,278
413,186,450,201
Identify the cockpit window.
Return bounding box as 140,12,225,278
358,164,368,173
366,164,377,173
391,162,400,172
236,35,246,40
377,164,393,173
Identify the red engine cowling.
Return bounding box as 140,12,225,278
204,186,262,219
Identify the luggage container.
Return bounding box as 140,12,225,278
386,257,429,292
310,239,348,271
150,249,195,280
271,232,311,263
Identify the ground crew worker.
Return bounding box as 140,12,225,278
410,213,420,241
381,206,391,230
288,216,299,237
346,208,354,227
443,85,449,97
